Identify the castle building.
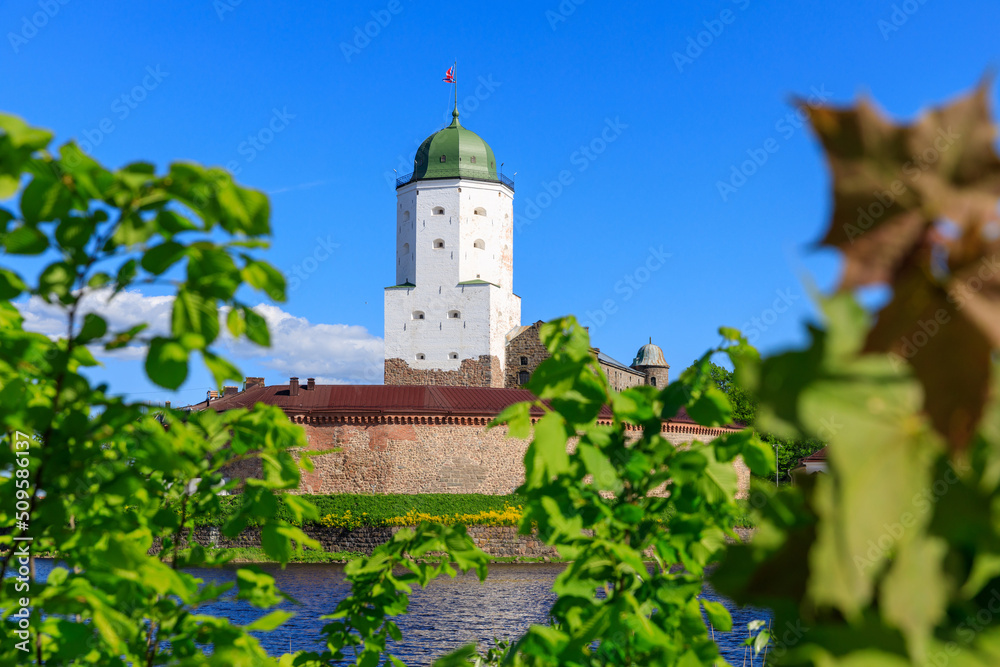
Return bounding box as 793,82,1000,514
382,104,670,393
383,106,519,387
192,101,747,498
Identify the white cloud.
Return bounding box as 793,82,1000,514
219,304,384,384
15,289,384,384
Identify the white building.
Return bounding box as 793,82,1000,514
383,106,520,387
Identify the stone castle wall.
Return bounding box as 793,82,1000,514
223,420,750,499
504,323,650,392
505,323,547,388
384,355,502,387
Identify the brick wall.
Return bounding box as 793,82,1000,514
384,355,502,387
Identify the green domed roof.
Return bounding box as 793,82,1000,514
407,109,500,185
632,340,668,368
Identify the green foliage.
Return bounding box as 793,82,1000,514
308,319,771,666
705,360,758,426
196,493,528,527
0,113,315,665
5,79,1000,667
711,83,1000,665
703,360,824,480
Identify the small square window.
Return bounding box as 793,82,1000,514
440,155,447,163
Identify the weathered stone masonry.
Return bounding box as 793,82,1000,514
385,355,502,388
211,384,750,498
235,416,750,499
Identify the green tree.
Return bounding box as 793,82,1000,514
0,114,328,665
705,361,757,425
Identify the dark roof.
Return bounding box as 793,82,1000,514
801,446,827,461
189,383,714,426
596,351,639,373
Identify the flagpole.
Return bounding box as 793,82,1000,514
453,59,458,117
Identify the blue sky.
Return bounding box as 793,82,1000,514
2,0,998,406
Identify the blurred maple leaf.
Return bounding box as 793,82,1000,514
805,81,1000,450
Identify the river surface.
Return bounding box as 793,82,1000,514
32,559,768,665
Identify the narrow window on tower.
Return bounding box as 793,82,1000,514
448,310,461,319
474,207,486,216
440,155,446,163
520,356,528,366
651,376,657,387
473,239,485,249
449,352,458,360
412,311,425,320
433,239,445,249
416,353,426,360
432,207,445,216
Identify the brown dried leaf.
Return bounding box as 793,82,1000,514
865,259,992,450
948,237,1000,348
806,82,1000,289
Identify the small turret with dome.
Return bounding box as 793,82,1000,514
631,338,670,388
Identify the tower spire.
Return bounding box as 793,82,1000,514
450,60,460,127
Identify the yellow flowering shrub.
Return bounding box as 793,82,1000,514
318,505,523,529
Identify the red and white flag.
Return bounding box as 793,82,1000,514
443,65,455,83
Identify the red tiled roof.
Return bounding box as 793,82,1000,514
192,383,712,425
801,446,827,461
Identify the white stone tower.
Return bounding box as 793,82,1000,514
384,105,520,387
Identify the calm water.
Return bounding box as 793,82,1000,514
32,559,768,665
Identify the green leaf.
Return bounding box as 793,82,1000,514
55,217,96,249
141,241,186,275
3,225,48,254
172,289,220,347
880,536,949,657
243,609,294,632
20,176,71,223
0,268,27,299
77,313,107,344
719,326,742,342
687,386,733,427
243,306,270,346
203,351,241,388
38,261,75,299
493,401,532,438
105,323,147,350
156,209,199,234
577,443,622,492
0,113,53,150
242,260,286,301
533,412,570,477
701,599,733,632
226,307,246,338
432,644,478,667
741,434,776,477
115,258,137,292
146,337,189,389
